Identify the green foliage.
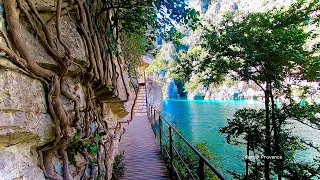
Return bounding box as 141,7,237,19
220,103,320,179
121,32,149,77
111,152,126,180
161,131,222,179
145,56,167,75
74,133,81,141
67,133,83,165
115,0,201,78
165,45,227,95
220,108,265,146
224,77,236,87
117,0,200,42
202,1,320,178
67,141,82,165
203,0,320,85
283,101,320,129
184,75,204,93
89,144,99,156
95,134,101,141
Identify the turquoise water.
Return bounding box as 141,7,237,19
161,99,264,177
161,99,320,178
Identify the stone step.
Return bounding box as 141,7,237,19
134,106,147,108
135,101,146,103
134,107,146,109
134,110,147,112
135,102,146,104
134,108,147,110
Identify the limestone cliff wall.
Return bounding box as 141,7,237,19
0,0,135,179
146,79,163,111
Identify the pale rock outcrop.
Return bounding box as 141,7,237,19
187,91,205,100
203,81,264,100
146,79,163,110
0,143,46,180
164,78,179,99
0,59,55,179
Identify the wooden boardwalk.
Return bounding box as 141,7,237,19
118,85,169,180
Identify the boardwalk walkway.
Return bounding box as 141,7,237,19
118,85,169,180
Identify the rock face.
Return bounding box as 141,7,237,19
0,59,55,179
164,78,179,99
146,79,163,110
203,81,264,100
0,1,135,179
187,91,205,100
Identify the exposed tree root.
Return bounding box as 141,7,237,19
0,0,135,179
4,0,55,77
56,0,72,55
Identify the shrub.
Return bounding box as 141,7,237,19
111,151,126,180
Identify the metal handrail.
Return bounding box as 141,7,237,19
143,73,225,179
147,103,226,180
154,116,196,179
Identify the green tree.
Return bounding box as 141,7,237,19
220,108,265,179
115,0,201,77
173,45,226,87
203,0,320,179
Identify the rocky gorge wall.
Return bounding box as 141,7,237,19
0,0,135,179
162,77,264,100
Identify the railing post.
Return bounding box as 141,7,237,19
169,127,173,179
148,104,150,118
199,158,205,180
159,116,162,152
153,108,156,132
152,106,154,119
146,103,148,117
150,106,152,119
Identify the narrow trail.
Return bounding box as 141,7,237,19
119,85,169,180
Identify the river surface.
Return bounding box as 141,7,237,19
161,99,320,178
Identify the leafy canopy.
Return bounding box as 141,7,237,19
203,0,320,86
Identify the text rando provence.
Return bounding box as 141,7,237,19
245,156,283,160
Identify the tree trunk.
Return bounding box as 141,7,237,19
270,90,281,179
264,82,271,180
246,132,250,180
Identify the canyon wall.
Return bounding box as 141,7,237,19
0,0,135,179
